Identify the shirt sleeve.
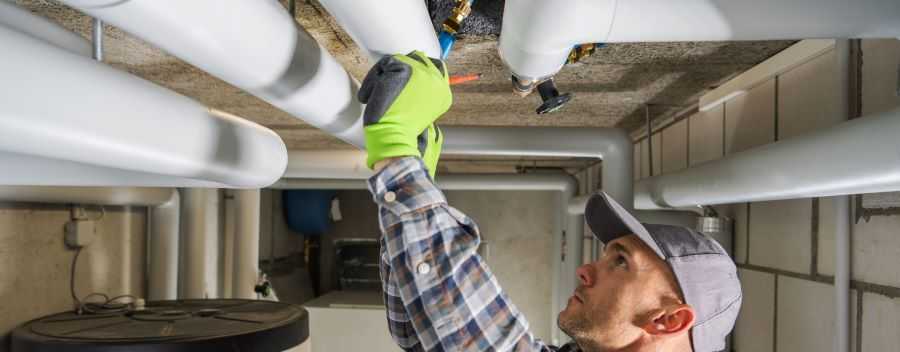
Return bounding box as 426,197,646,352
368,157,553,351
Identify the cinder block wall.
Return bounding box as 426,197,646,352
635,39,900,351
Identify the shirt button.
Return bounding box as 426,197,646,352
384,191,397,203
416,262,431,275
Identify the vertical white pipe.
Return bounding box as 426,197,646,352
179,188,220,299
91,18,102,61
834,195,851,352
833,39,851,352
148,191,180,301
222,190,236,298
233,189,261,299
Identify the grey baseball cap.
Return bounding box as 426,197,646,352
584,192,742,352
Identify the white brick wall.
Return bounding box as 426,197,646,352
778,50,844,139
861,293,900,352
860,40,900,116
853,214,900,288
734,269,775,352
733,203,749,264
748,199,813,273
776,276,857,352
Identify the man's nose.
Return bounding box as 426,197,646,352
576,263,594,287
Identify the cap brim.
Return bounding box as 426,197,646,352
584,192,665,259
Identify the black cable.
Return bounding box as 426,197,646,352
70,247,136,315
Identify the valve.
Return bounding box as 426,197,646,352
535,79,572,114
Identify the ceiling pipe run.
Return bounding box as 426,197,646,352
0,26,287,188
0,1,91,56
634,105,900,209
498,0,900,83
58,0,366,146
0,187,181,301
315,0,441,61
273,173,578,345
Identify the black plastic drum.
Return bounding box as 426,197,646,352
12,299,308,352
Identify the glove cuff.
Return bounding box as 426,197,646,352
364,124,421,169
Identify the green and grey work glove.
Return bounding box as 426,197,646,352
358,50,452,179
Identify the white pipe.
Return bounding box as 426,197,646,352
634,106,900,209
148,191,180,301
0,26,287,188
0,1,91,56
499,0,900,81
315,0,441,61
0,186,172,206
59,0,365,146
834,195,851,352
179,188,221,299
233,189,261,299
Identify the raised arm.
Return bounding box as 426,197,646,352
369,157,550,351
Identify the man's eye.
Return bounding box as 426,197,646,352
615,255,627,268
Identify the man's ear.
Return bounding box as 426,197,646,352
641,304,695,336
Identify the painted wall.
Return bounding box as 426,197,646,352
636,39,900,351
0,203,146,351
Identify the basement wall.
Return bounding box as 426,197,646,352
0,203,147,351
306,189,558,342
636,39,900,352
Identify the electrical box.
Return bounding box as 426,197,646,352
65,220,95,248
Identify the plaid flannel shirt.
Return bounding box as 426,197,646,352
368,157,580,352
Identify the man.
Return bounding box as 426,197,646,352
359,51,742,351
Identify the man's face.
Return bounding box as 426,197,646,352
557,234,682,348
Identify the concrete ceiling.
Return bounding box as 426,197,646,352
15,0,794,173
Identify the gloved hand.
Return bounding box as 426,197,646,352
358,51,452,179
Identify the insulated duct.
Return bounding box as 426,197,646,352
0,25,287,188
633,107,900,209
498,0,900,82
0,1,91,56
59,0,366,146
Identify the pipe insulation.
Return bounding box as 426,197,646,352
635,105,900,209
232,189,261,299
58,0,366,146
179,189,221,299
0,26,286,188
148,191,180,301
0,1,91,56
499,0,900,81
316,0,441,61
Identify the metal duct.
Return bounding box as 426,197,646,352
148,191,180,301
499,0,900,82
0,1,91,56
0,26,287,188
179,189,221,299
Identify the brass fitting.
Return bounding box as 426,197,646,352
567,44,597,64
442,0,473,35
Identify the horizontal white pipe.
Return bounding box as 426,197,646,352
0,186,173,206
60,0,365,147
0,1,91,56
635,106,900,208
284,150,371,180
499,0,900,81
316,0,441,61
148,190,180,301
0,26,286,188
